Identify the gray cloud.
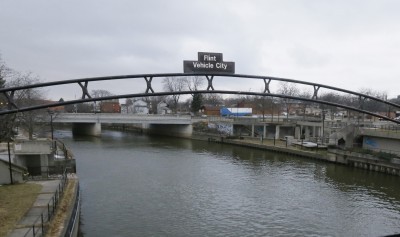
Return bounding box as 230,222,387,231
1,0,399,100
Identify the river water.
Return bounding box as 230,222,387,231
58,129,400,237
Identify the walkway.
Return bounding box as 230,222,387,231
8,179,61,237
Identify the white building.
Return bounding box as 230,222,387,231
157,101,171,115
133,100,149,114
122,99,149,114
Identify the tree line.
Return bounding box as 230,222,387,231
0,55,49,141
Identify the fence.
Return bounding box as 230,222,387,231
22,168,69,237
27,163,76,179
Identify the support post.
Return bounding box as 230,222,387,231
7,141,13,184
78,81,92,99
263,125,266,138
41,214,44,233
263,78,271,93
312,85,320,100
206,75,214,91
144,77,155,93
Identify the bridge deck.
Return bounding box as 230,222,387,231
53,113,192,125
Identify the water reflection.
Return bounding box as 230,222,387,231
58,129,400,237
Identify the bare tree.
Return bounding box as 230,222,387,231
358,88,388,112
91,89,114,98
6,71,47,139
0,57,19,141
298,90,313,119
0,55,10,110
139,96,167,114
91,89,115,112
184,76,204,91
162,77,185,112
183,76,205,113
202,94,223,106
254,94,274,121
278,82,299,118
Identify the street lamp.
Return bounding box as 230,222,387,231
322,109,326,144
48,110,54,141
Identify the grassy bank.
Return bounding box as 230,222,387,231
0,183,42,236
45,179,77,237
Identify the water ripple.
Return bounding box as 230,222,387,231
61,130,400,237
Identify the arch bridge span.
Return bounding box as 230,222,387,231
0,73,399,124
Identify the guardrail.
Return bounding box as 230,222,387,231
359,123,400,132
23,169,69,237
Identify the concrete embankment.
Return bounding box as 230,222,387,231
192,132,400,176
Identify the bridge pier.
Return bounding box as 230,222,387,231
275,125,280,139
145,124,193,138
72,122,102,136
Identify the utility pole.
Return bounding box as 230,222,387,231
322,110,326,145
48,110,54,140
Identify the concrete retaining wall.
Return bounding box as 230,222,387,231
331,149,400,176
193,133,400,177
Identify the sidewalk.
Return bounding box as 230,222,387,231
8,179,61,237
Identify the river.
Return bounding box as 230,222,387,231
57,129,400,237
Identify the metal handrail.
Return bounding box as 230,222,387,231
23,169,69,237
64,183,80,237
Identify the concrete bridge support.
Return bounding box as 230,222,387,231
275,125,280,139
72,122,102,136
145,124,193,138
40,154,49,178
275,125,296,139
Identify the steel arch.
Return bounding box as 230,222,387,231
0,73,399,124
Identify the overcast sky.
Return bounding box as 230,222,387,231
1,0,400,100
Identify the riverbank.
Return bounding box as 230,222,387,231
192,132,400,176
5,175,79,237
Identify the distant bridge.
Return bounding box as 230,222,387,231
53,113,192,125
52,113,192,137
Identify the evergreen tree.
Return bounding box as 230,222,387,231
191,93,203,113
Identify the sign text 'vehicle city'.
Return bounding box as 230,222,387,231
183,52,235,74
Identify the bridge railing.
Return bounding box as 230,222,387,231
56,112,191,118
53,113,192,124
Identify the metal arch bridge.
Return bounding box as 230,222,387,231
0,72,399,124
